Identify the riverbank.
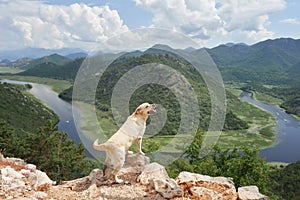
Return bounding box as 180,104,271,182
3,77,299,162
0,75,71,93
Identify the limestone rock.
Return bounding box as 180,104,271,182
176,171,237,200
119,153,151,175
190,186,223,199
81,184,102,199
149,178,183,199
137,162,169,185
238,186,269,200
0,154,270,200
33,191,48,199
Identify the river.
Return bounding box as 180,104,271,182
240,92,300,163
0,79,99,157
2,79,300,163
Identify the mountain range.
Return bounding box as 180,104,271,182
1,37,299,85
207,38,300,84
0,47,87,61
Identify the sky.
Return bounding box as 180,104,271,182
0,0,299,51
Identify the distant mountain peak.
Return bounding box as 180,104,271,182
223,42,248,47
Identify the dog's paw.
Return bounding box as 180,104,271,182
138,151,145,156
127,150,133,155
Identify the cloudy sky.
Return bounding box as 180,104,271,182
0,0,299,51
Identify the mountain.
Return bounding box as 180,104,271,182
0,47,86,61
206,38,300,84
65,52,87,60
0,83,57,132
16,54,72,70
17,57,84,80
58,47,249,136
2,57,33,68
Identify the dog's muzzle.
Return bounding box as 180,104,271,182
147,104,156,115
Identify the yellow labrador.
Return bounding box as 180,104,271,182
93,102,156,183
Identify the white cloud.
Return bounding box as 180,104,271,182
135,0,286,45
0,1,128,50
280,18,300,25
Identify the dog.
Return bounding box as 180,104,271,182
93,102,156,183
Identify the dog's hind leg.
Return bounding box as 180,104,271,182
110,148,126,183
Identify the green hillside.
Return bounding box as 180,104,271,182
206,38,300,117
18,58,83,81
0,83,58,132
60,51,251,136
269,161,300,199
207,38,300,84
17,54,72,70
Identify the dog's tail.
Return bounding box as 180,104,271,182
93,139,108,151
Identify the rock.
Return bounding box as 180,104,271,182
0,154,270,200
149,178,183,199
23,168,55,189
0,166,26,199
119,153,151,175
33,191,48,199
137,162,169,185
238,186,269,200
1,166,24,179
4,157,26,166
88,168,103,184
190,186,223,199
176,171,237,200
25,164,37,172
138,162,183,199
81,184,102,199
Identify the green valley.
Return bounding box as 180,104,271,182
0,83,58,132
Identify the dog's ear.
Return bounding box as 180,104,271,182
135,107,142,115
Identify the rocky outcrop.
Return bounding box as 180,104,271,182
0,156,55,199
0,153,269,200
176,171,237,199
238,186,270,200
137,162,183,198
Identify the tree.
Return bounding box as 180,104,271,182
22,121,100,182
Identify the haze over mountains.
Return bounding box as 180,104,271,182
0,47,87,61
1,37,299,86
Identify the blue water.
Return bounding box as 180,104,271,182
2,79,300,162
240,92,300,163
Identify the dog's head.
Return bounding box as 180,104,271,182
134,103,156,117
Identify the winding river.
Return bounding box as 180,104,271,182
240,92,300,163
2,79,300,163
1,79,81,144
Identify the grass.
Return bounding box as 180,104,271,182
75,96,277,154
267,162,289,169
0,75,72,93
0,67,24,74
55,81,278,154
253,91,283,105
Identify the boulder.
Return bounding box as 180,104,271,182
149,178,183,199
20,167,55,189
137,162,169,185
176,171,237,200
238,186,269,200
120,153,151,175
190,186,223,199
0,166,26,199
138,162,183,199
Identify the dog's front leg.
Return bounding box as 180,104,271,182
136,137,145,155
